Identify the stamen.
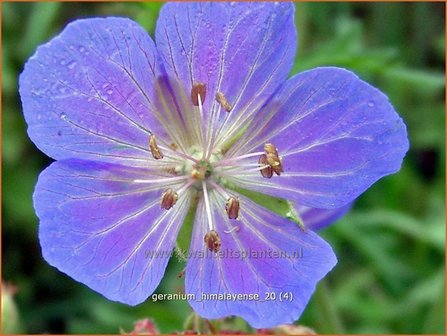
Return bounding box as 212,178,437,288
176,180,196,194
149,135,163,160
191,82,206,106
205,101,222,160
215,92,232,112
266,153,283,175
160,188,178,210
207,180,230,198
158,144,199,164
258,154,274,178
195,85,208,158
225,197,240,219
214,151,264,167
217,164,271,174
133,175,189,184
263,143,283,175
264,143,279,156
202,181,214,231
204,230,221,252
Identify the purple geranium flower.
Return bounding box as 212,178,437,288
19,3,408,328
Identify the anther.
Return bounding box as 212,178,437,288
225,197,240,219
264,143,279,156
215,92,232,112
264,143,283,175
161,188,178,210
266,153,283,175
149,135,163,160
258,154,273,178
191,82,206,106
204,230,221,252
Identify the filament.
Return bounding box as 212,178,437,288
202,181,214,232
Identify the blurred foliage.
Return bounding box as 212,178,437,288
2,2,445,334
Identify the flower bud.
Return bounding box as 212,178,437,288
266,153,283,175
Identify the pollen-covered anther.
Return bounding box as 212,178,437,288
149,135,163,160
215,92,232,112
266,153,284,175
264,143,283,175
160,188,178,210
225,197,240,219
204,230,221,252
264,143,279,156
191,82,206,106
258,154,274,178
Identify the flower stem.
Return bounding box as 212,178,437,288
314,281,345,334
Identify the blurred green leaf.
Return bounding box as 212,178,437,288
21,2,61,59
384,67,445,97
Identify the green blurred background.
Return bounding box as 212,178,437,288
2,2,445,334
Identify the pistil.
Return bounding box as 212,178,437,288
202,181,222,252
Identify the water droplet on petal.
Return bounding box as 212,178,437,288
60,112,67,120
368,101,375,108
67,61,77,70
107,89,113,95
